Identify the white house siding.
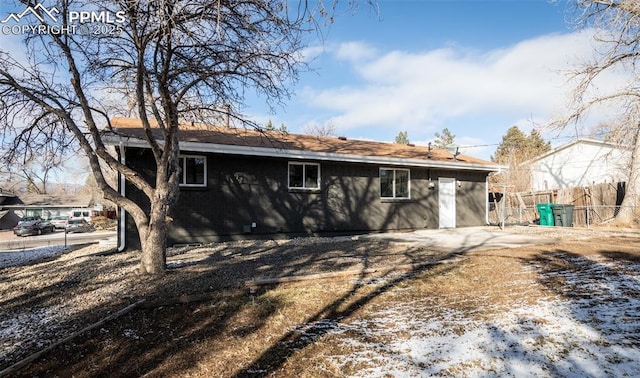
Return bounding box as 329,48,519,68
528,139,629,191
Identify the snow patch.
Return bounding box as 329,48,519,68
322,254,640,376
0,246,68,268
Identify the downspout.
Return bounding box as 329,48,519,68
486,173,490,226
118,142,126,252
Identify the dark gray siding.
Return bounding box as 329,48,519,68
454,170,490,227
123,148,490,247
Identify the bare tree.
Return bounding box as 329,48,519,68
0,0,361,274
0,143,74,194
559,0,640,224
303,121,336,137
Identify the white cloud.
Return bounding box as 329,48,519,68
299,45,326,63
334,41,377,62
302,30,631,138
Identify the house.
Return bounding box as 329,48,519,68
0,194,99,229
0,190,21,229
525,138,630,191
105,117,502,248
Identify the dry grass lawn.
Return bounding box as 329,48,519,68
4,233,640,377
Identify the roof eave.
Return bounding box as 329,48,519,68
105,135,502,172
521,138,629,166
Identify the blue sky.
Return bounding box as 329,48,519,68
0,0,627,165
244,0,625,160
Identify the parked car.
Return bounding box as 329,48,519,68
17,216,43,225
13,220,55,237
69,209,94,222
66,218,94,233
49,215,69,229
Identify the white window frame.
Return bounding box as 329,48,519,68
288,162,321,190
379,167,411,199
179,155,207,187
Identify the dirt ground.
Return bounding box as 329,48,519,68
1,227,639,377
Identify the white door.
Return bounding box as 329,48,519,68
439,178,456,228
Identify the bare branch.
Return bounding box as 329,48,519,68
556,0,640,224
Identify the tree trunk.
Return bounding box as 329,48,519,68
137,186,174,275
613,125,640,225
139,216,167,275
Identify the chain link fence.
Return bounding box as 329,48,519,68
489,182,634,227
490,204,639,227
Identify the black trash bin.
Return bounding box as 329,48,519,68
551,204,574,227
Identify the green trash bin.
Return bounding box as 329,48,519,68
551,204,575,227
536,203,555,226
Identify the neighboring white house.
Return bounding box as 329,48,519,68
1,194,96,223
525,138,630,191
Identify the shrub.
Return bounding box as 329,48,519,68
90,216,117,230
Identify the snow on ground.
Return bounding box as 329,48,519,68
0,246,68,269
322,254,640,377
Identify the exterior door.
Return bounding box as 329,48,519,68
439,178,456,228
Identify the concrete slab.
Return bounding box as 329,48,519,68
361,226,561,253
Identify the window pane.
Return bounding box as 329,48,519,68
305,165,319,189
27,209,42,217
184,157,205,185
380,169,394,197
289,164,304,188
395,170,409,198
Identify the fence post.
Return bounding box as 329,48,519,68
518,206,522,224
586,198,590,228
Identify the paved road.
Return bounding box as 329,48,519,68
0,230,117,251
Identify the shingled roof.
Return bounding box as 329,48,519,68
2,194,94,208
106,117,499,171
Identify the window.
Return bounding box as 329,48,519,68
380,168,410,199
25,209,43,217
288,162,320,190
180,155,206,187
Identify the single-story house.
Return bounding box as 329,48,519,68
105,117,502,249
524,138,630,191
0,194,98,229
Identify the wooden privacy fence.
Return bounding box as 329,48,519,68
490,182,626,227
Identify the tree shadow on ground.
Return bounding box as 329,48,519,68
233,258,460,377
408,244,640,376
496,247,640,373
5,237,469,377
0,246,142,369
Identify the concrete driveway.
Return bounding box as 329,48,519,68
361,226,562,253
